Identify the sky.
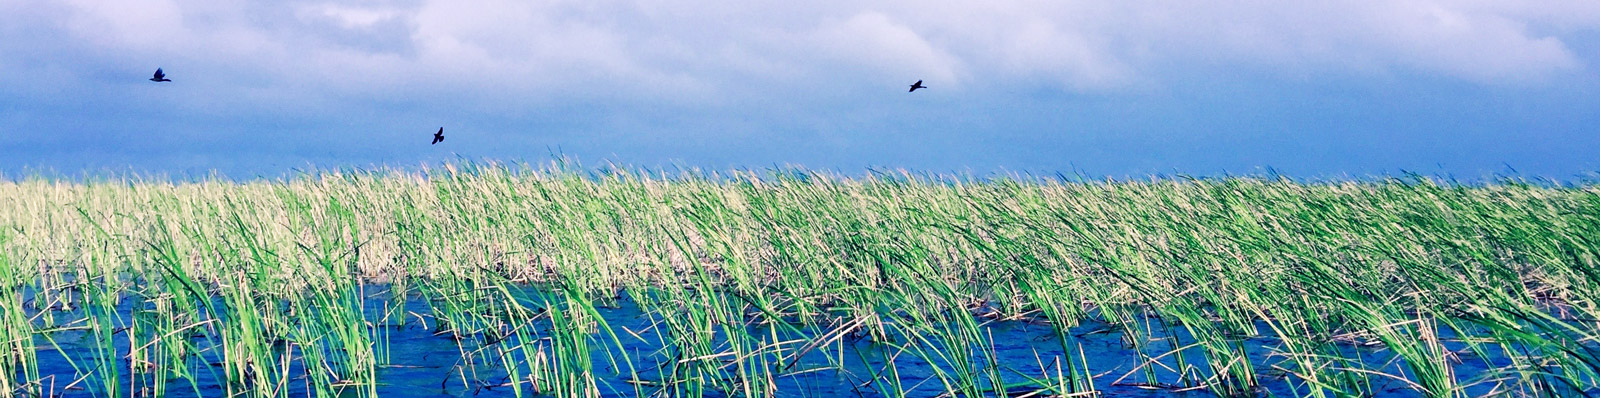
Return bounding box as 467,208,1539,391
2,0,1598,181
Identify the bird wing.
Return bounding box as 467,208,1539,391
153,68,165,79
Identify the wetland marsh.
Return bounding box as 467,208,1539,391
3,162,1598,398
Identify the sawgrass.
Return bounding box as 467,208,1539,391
1,161,1597,397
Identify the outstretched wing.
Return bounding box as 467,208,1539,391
153,68,165,79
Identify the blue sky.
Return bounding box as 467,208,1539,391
2,1,1598,180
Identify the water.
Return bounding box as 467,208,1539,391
9,286,1552,397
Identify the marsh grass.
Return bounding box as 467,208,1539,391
1,161,1598,397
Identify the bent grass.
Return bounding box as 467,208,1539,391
0,162,1597,397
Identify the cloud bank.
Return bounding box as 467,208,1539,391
11,1,1594,99
1,0,1597,178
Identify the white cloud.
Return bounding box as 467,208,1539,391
803,12,962,85
1,0,1595,105
1122,1,1588,84
54,0,188,52
299,4,401,29
1369,1,1580,83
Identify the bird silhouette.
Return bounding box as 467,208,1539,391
149,68,171,82
432,127,444,145
908,80,925,92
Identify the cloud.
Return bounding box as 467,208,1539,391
1371,1,1584,83
1122,1,1591,84
6,0,1593,104
294,3,418,56
803,12,961,85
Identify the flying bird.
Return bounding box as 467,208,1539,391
908,80,925,92
149,68,171,82
432,127,444,145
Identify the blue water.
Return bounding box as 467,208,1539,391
9,286,1566,397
